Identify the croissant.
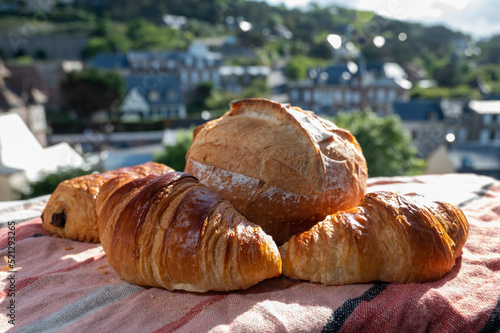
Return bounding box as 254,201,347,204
97,171,282,292
279,191,469,285
42,162,173,242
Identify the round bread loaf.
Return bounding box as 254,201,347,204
184,98,368,245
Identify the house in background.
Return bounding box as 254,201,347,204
121,75,186,122
0,59,49,146
393,99,465,158
364,64,412,116
423,99,500,179
126,41,223,101
464,100,500,144
88,40,270,105
219,66,270,93
288,61,411,116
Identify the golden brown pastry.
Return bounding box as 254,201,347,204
279,191,469,285
97,171,282,292
42,162,173,243
185,98,368,245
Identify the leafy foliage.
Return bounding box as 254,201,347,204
19,167,96,200
284,55,326,80
126,19,184,50
330,111,425,177
154,129,194,171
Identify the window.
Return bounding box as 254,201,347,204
196,59,204,69
148,91,159,102
483,114,492,125
480,129,490,144
334,90,342,103
492,114,500,124
367,88,374,101
352,91,360,104
345,91,351,104
202,71,210,82
377,89,385,102
458,128,467,142
304,90,311,103
180,71,188,84
388,89,396,101
191,71,199,86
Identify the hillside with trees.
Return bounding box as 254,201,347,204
3,0,499,97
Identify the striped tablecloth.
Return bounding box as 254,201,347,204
1,173,499,333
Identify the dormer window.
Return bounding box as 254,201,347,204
149,91,160,102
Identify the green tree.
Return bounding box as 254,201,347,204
330,110,425,177
155,129,193,171
60,69,125,126
126,19,184,50
83,34,131,58
284,55,318,80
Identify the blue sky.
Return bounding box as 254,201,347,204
261,0,500,39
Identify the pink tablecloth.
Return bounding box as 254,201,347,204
1,173,499,332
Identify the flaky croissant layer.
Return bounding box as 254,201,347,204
279,191,469,285
98,171,282,292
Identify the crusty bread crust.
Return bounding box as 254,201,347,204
185,98,368,244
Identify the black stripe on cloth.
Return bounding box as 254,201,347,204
322,282,389,333
480,293,500,333
458,182,494,208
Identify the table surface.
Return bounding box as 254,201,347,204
1,173,499,333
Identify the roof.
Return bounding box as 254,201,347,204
368,77,412,90
310,64,354,85
394,100,444,121
0,64,49,109
124,75,184,106
468,100,500,114
0,112,84,180
89,53,129,69
367,62,407,80
0,84,24,110
4,64,49,104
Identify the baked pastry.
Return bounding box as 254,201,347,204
42,162,173,243
97,171,282,292
279,191,469,285
184,98,368,245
